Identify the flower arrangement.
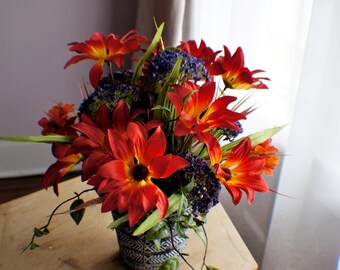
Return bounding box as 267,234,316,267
1,22,283,269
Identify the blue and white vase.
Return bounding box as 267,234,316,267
112,212,188,270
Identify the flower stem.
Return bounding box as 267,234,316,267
200,222,209,270
167,221,194,270
21,187,96,253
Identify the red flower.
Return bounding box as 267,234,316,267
64,30,148,88
215,137,269,205
169,81,245,135
71,100,163,184
209,46,269,89
71,105,113,182
251,138,279,176
178,40,220,70
168,81,245,163
95,124,189,226
41,151,82,196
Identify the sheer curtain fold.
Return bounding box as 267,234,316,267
135,0,186,46
263,0,340,269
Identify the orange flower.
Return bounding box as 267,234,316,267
38,103,81,195
95,124,189,226
252,138,279,176
64,30,148,88
209,46,269,89
215,137,268,205
169,82,245,135
168,81,245,164
38,102,77,137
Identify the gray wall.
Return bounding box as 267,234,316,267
0,0,137,177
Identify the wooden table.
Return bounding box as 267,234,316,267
0,177,258,270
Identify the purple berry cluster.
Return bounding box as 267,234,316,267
147,48,210,83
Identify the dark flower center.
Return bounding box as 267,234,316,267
223,168,232,181
132,164,149,181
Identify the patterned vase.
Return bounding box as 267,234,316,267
112,211,188,270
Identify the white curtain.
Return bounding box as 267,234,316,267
136,0,340,269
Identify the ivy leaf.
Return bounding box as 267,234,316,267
177,193,188,216
70,199,85,225
158,256,181,270
178,214,196,228
34,227,48,237
146,221,170,241
29,242,40,250
174,222,188,238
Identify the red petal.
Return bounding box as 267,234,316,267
156,189,169,219
89,60,104,88
97,160,129,182
101,192,119,212
196,81,215,114
197,132,222,165
90,32,106,42
107,129,133,162
64,55,92,69
107,54,124,68
112,100,130,133
119,39,140,54
72,122,105,145
126,122,147,158
140,184,159,212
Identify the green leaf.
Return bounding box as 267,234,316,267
29,242,40,250
223,125,286,153
177,193,188,216
158,256,181,270
181,176,195,193
131,22,165,84
0,135,75,144
133,193,182,236
174,222,189,238
146,221,170,241
153,239,161,251
160,57,182,92
107,214,129,229
154,57,182,121
70,199,85,225
34,227,45,237
151,105,172,112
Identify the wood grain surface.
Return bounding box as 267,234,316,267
0,177,258,270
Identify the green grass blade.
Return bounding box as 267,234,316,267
0,135,75,144
133,193,182,236
131,22,165,84
222,124,287,153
